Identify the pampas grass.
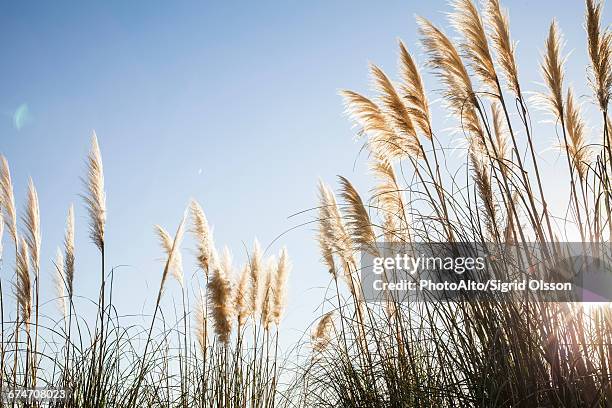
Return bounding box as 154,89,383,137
249,239,263,316
451,0,498,92
155,224,185,286
586,0,612,111
485,0,520,95
23,179,40,274
370,64,422,159
0,142,292,407
540,20,566,119
54,248,66,318
84,133,105,253
311,312,334,353
418,16,483,141
293,1,612,406
0,156,17,243
235,264,250,328
398,40,432,138
271,248,290,327
0,1,610,407
208,247,234,344
64,205,75,298
15,236,31,331
190,199,213,275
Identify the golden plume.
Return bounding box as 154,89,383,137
190,199,213,275
84,132,106,252
0,213,3,260
340,90,393,140
312,312,335,352
471,148,497,239
451,0,498,91
491,102,509,176
540,20,565,119
370,155,408,242
208,247,234,344
261,256,275,330
0,156,17,242
24,178,41,276
194,288,207,354
418,17,484,140
398,40,432,137
316,226,337,277
235,264,250,327
585,0,612,110
317,180,355,276
249,239,263,316
154,224,184,286
485,0,520,95
370,64,423,158
64,205,75,298
340,89,417,160
271,247,290,327
54,248,67,318
15,236,31,328
158,214,186,297
564,88,590,181
337,176,378,255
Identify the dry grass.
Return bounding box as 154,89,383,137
294,0,612,406
0,1,610,407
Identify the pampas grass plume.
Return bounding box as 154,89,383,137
0,156,17,242
64,205,75,297
208,247,234,343
84,132,106,252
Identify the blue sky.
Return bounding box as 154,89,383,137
0,0,609,348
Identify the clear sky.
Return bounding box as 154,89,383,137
0,0,609,350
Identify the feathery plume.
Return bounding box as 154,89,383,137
15,236,31,327
316,228,336,277
585,0,612,110
418,17,484,140
451,0,498,91
370,64,423,158
64,205,75,297
158,214,186,296
398,40,432,137
84,132,106,252
491,102,509,174
261,256,275,330
24,178,41,275
190,199,213,275
485,0,521,95
317,180,355,275
471,150,497,238
0,213,3,260
194,288,207,353
235,264,250,326
271,247,290,326
54,248,67,318
312,312,335,352
340,90,416,160
564,88,590,181
154,224,184,286
249,239,263,315
208,247,234,344
370,155,408,242
337,176,378,255
540,20,566,119
340,90,393,140
0,156,17,242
